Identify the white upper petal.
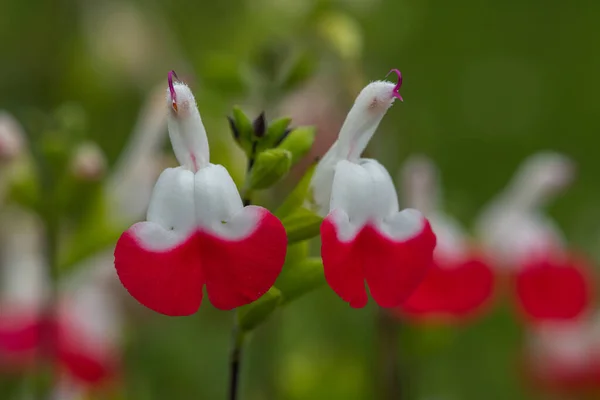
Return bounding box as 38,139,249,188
310,80,399,214
146,167,196,236
337,81,397,162
327,159,424,241
330,159,399,223
428,212,469,264
0,207,48,309
194,164,262,240
166,82,210,171
134,164,262,248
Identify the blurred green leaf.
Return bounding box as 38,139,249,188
285,241,309,266
277,126,315,165
237,287,282,332
278,50,317,92
58,194,124,273
317,12,363,61
277,257,325,305
281,206,322,243
249,148,292,189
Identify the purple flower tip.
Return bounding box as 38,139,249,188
385,69,403,102
168,70,179,110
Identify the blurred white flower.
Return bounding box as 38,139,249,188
475,151,574,269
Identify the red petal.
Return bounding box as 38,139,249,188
56,318,118,386
58,345,116,386
0,311,40,369
364,222,436,308
321,218,436,308
202,209,287,310
515,254,593,323
115,231,204,316
321,218,369,308
401,255,495,321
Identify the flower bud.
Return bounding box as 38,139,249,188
249,149,292,189
0,112,26,162
229,106,254,156
252,112,266,138
70,142,107,181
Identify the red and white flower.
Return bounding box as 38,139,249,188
114,71,287,316
475,152,593,323
310,70,436,308
399,155,494,321
0,209,120,388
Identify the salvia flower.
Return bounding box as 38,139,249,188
114,71,287,316
310,70,436,308
0,209,120,387
399,155,494,321
475,152,593,323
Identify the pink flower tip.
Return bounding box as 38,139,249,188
386,69,403,102
168,70,179,111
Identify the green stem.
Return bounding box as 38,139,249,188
228,143,258,399
228,317,245,400
376,308,403,400
29,139,61,399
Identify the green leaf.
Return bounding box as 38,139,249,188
277,126,315,165
249,148,292,189
237,287,282,332
275,163,316,218
276,257,325,305
281,207,322,243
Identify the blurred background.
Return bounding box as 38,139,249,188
0,0,599,399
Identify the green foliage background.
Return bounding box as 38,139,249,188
0,0,598,399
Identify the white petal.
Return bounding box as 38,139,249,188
400,154,440,215
377,208,426,242
146,167,196,236
336,81,398,162
330,159,398,224
328,206,425,243
193,164,261,239
310,79,399,214
310,141,342,216
61,261,121,355
0,207,48,309
428,212,469,263
166,82,210,171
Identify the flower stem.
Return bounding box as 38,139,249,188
376,307,403,400
228,143,258,400
228,319,245,400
